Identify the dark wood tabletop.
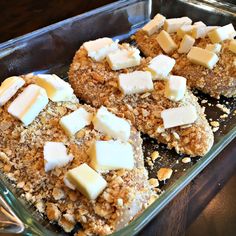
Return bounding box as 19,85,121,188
0,1,235,236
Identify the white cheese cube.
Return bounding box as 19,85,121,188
8,84,48,126
178,35,195,53
156,30,178,54
44,142,73,172
147,54,176,80
229,40,236,54
191,25,207,39
142,14,166,36
205,43,222,54
193,21,206,27
187,47,219,69
106,47,141,70
165,75,186,102
177,25,194,38
89,140,134,171
60,107,93,137
65,163,107,200
118,71,153,95
36,74,74,102
83,37,119,62
93,106,130,141
208,24,236,43
0,76,25,106
161,105,198,129
164,17,192,33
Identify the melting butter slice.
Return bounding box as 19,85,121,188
106,47,141,70
142,13,166,36
0,76,25,106
229,40,236,54
208,24,236,43
83,37,119,62
90,140,134,171
164,17,192,33
147,54,176,80
165,75,186,102
177,25,194,38
36,74,74,102
8,84,48,126
44,142,73,172
187,47,219,69
60,107,93,137
65,163,107,200
161,105,198,129
156,30,178,54
205,43,222,54
178,35,195,54
93,106,130,141
118,71,153,95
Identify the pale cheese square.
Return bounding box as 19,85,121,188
205,43,222,54
93,106,131,141
208,24,236,43
118,71,153,95
60,107,93,137
83,37,119,61
0,76,25,106
66,163,107,200
165,75,187,102
8,84,49,126
161,105,198,129
178,35,195,54
44,142,73,172
164,17,192,33
156,30,178,54
187,47,219,69
147,54,176,80
89,140,134,171
106,48,141,70
36,74,74,102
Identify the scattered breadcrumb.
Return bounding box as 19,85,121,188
212,127,219,132
151,151,159,161
157,168,173,181
220,114,228,119
148,178,159,187
210,121,220,127
182,157,191,163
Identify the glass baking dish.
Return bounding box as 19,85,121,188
0,0,235,235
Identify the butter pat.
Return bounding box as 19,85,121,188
164,17,192,33
83,37,118,62
229,40,236,54
0,76,25,106
66,163,107,200
156,30,178,54
44,142,73,172
118,71,153,95
192,25,207,39
106,47,141,70
89,140,134,171
60,107,93,137
147,54,176,80
142,14,166,36
177,25,193,38
205,43,222,54
187,47,219,69
36,74,74,102
178,35,195,53
8,84,48,126
208,24,236,43
161,105,198,129
165,75,186,102
93,106,130,141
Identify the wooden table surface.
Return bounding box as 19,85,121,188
0,1,235,236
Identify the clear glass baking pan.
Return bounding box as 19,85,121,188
0,0,235,235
